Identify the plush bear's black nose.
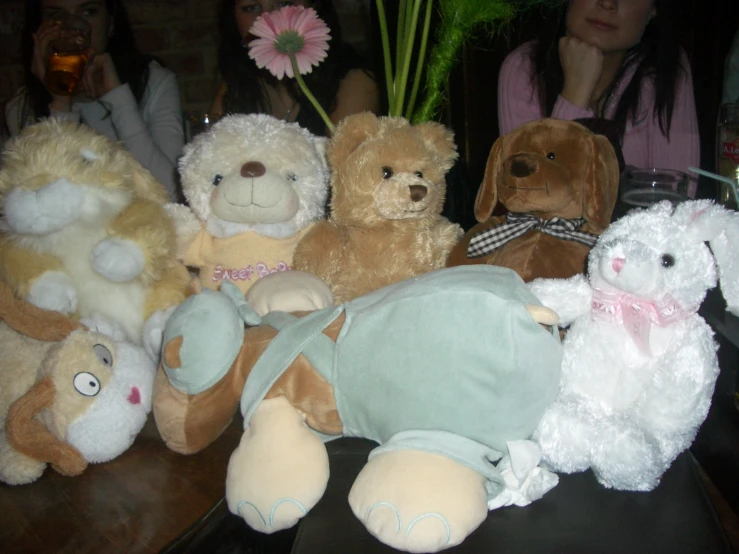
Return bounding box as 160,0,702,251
409,184,427,202
241,161,266,178
509,155,537,178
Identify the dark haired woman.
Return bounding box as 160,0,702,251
498,0,699,196
210,0,380,136
5,0,184,199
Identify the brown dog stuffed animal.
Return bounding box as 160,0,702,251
293,113,463,303
447,119,620,281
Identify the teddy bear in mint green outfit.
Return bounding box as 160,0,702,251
158,265,562,553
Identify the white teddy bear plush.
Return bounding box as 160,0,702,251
529,200,739,491
167,114,330,295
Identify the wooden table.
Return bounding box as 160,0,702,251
0,415,242,554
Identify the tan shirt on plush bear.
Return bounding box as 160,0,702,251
185,227,311,293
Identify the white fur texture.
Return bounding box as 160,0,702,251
91,238,145,282
178,114,329,240
4,178,84,234
65,340,155,463
529,200,739,491
27,271,78,314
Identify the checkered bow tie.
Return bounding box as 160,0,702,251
466,213,599,259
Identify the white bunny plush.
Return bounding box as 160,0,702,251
529,200,739,491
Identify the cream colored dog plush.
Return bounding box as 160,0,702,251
0,282,155,485
0,119,189,344
293,113,463,303
167,114,330,295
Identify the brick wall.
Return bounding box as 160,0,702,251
0,0,372,138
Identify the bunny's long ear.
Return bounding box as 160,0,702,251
6,377,88,477
474,136,504,223
680,201,739,313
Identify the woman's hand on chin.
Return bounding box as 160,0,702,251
559,35,604,109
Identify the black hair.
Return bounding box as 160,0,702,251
20,0,153,121
532,0,685,142
217,0,372,136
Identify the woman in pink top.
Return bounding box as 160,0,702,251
498,0,700,197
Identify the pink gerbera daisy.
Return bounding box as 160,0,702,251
248,6,331,80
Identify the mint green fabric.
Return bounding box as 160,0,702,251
162,288,245,394
238,265,563,500
328,265,562,453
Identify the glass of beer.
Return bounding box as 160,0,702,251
45,14,91,96
716,103,739,210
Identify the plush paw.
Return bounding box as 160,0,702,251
91,238,145,282
591,425,662,491
245,270,334,315
349,450,488,553
164,203,201,259
80,313,127,340
0,437,46,485
533,403,594,474
27,271,78,314
142,306,178,362
226,397,329,533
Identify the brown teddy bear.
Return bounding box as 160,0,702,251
293,113,463,303
447,119,620,282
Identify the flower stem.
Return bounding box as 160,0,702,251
395,0,423,117
405,0,433,119
289,54,334,133
375,0,395,111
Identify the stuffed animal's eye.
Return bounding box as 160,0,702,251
661,254,675,268
93,344,113,366
382,167,393,179
414,171,424,179
74,372,101,397
286,172,298,182
546,152,555,160
212,174,223,185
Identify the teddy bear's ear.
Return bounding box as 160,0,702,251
474,136,504,222
327,112,381,169
581,133,620,233
415,121,458,171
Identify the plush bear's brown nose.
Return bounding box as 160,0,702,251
509,155,537,178
409,184,427,202
241,161,266,178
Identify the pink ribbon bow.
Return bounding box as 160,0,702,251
590,288,695,354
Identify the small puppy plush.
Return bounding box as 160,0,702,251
293,113,463,303
0,119,189,344
0,282,155,485
168,114,330,294
447,119,620,282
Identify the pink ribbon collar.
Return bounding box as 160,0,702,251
591,288,695,355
